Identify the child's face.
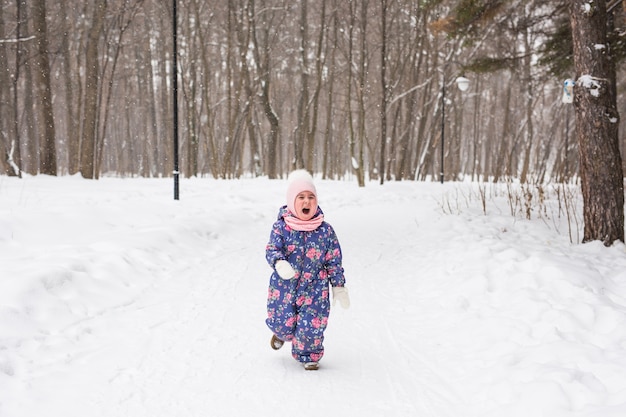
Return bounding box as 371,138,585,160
294,191,317,220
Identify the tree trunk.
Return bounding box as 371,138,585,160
0,4,20,176
379,0,388,185
306,0,327,175
23,26,38,175
355,0,367,186
492,78,512,183
224,1,251,179
80,1,107,179
569,0,624,245
96,3,139,179
294,0,309,171
157,11,170,177
60,0,80,175
519,24,534,184
322,2,338,179
33,0,57,175
250,0,280,179
17,1,37,175
192,0,218,178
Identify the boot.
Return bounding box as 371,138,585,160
303,362,319,371
270,334,284,350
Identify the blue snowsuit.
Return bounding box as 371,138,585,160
265,206,345,363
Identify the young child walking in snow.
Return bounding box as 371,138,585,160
265,170,350,371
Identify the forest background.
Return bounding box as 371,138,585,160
0,0,625,186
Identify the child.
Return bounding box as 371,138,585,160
265,170,350,371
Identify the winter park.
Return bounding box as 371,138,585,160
3,1,626,416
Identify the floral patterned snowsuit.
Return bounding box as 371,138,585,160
265,206,345,364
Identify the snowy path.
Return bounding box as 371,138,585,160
2,177,626,416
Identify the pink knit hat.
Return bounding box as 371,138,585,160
286,170,317,214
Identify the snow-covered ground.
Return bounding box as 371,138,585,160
1,175,626,417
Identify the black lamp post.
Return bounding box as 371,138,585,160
440,75,470,184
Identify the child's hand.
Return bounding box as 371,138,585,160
332,286,350,309
275,260,297,280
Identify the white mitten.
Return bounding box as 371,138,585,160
332,286,350,309
275,260,297,280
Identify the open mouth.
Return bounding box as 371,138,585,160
302,208,310,215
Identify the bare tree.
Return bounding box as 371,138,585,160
378,0,388,185
191,0,219,178
293,0,309,171
0,4,20,176
59,0,80,175
32,0,57,175
96,0,144,178
345,0,366,187
306,0,327,175
322,0,339,180
80,1,108,179
250,0,282,179
1,0,625,192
